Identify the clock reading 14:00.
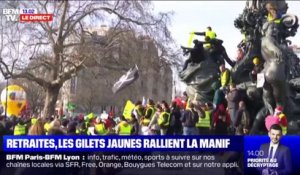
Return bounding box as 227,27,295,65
247,150,264,157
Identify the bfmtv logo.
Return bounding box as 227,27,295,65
2,8,53,22
2,9,20,22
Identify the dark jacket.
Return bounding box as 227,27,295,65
170,107,182,127
259,143,292,175
190,42,205,63
234,108,250,134
181,109,199,127
227,89,241,109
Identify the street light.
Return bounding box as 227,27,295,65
4,75,9,118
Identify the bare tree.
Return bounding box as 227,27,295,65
0,0,176,117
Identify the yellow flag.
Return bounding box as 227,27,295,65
186,98,190,109
86,113,94,120
188,31,195,47
123,100,135,120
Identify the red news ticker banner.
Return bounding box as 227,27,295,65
20,14,53,22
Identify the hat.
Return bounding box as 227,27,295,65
253,57,260,65
275,106,283,113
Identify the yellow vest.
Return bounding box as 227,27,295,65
196,110,211,128
44,122,50,135
267,13,281,24
76,129,84,134
134,105,144,119
204,43,212,49
31,118,37,125
142,106,156,125
221,69,231,87
87,128,91,135
95,123,107,135
119,122,132,135
158,112,171,127
75,128,87,135
14,124,26,135
205,30,216,39
185,98,190,110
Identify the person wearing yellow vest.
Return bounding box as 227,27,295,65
84,113,95,128
266,2,281,24
219,64,232,90
194,26,217,40
27,118,45,135
86,122,96,135
116,116,132,135
250,57,263,84
141,99,156,126
31,117,37,125
43,117,52,135
193,26,217,49
204,36,212,49
94,117,108,135
158,101,171,135
148,104,162,135
132,101,145,121
76,122,87,135
14,118,26,135
196,103,212,135
274,106,288,135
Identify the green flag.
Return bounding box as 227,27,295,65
67,102,76,110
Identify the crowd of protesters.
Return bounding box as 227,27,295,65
0,5,289,137
0,63,288,137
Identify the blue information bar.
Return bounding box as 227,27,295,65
3,135,243,152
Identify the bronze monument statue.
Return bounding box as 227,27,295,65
180,0,300,134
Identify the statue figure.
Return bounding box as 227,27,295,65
234,0,300,134
261,21,287,114
180,0,300,134
179,44,220,103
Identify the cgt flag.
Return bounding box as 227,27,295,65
112,65,139,94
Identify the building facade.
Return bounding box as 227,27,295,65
61,26,173,115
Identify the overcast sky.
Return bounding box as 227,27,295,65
154,1,300,60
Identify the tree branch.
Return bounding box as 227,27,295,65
12,72,51,88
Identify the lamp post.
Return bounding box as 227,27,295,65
4,76,9,118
